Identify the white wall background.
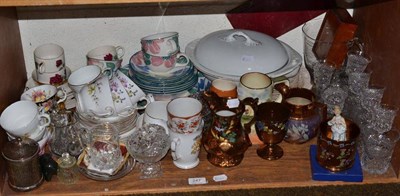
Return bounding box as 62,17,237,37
18,11,337,78
19,15,233,77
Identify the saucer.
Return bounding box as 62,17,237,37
31,66,71,85
78,144,132,179
129,51,192,78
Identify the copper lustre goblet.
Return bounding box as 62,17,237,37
254,102,290,160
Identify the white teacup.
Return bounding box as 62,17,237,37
68,65,114,117
142,101,169,134
141,32,180,57
87,45,124,60
167,97,203,134
34,43,65,73
109,76,135,115
21,84,67,113
237,72,289,104
170,121,203,169
68,65,111,93
0,100,51,137
77,75,115,117
87,45,125,72
115,70,154,110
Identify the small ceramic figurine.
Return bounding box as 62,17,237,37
328,105,347,141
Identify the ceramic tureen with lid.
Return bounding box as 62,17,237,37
194,29,289,76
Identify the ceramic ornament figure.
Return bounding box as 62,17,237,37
328,105,347,141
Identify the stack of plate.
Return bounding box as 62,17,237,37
75,108,138,138
127,51,198,95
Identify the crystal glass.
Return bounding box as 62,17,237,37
322,82,348,117
126,124,170,179
313,62,336,97
345,51,371,74
348,71,371,95
360,85,386,112
86,123,123,172
371,104,399,133
361,128,400,174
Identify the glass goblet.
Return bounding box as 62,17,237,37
126,124,170,179
254,102,290,160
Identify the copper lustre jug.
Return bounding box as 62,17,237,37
275,83,327,144
201,91,258,167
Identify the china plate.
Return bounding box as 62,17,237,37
129,51,193,78
79,156,136,181
185,39,302,80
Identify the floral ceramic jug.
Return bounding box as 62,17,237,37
275,83,327,144
201,91,258,167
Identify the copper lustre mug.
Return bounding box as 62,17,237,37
316,118,360,172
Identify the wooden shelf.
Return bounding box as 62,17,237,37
0,0,240,7
3,138,399,195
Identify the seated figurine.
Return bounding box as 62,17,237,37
328,106,347,142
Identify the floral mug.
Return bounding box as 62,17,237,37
167,97,203,134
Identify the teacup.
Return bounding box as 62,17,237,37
170,120,203,169
109,76,135,115
87,45,124,61
87,45,125,72
114,70,154,110
210,78,237,98
21,84,67,113
167,97,202,134
141,32,180,57
68,65,111,93
0,100,51,137
142,101,169,134
143,52,189,73
238,72,289,104
76,75,116,117
34,43,65,73
68,65,115,117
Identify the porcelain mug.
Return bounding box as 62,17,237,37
142,101,169,134
210,78,237,98
143,52,190,73
141,32,180,57
0,100,51,137
21,84,67,113
87,45,124,72
167,97,203,134
170,121,203,169
238,72,289,104
34,43,65,73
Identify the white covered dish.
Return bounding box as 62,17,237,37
194,29,289,76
